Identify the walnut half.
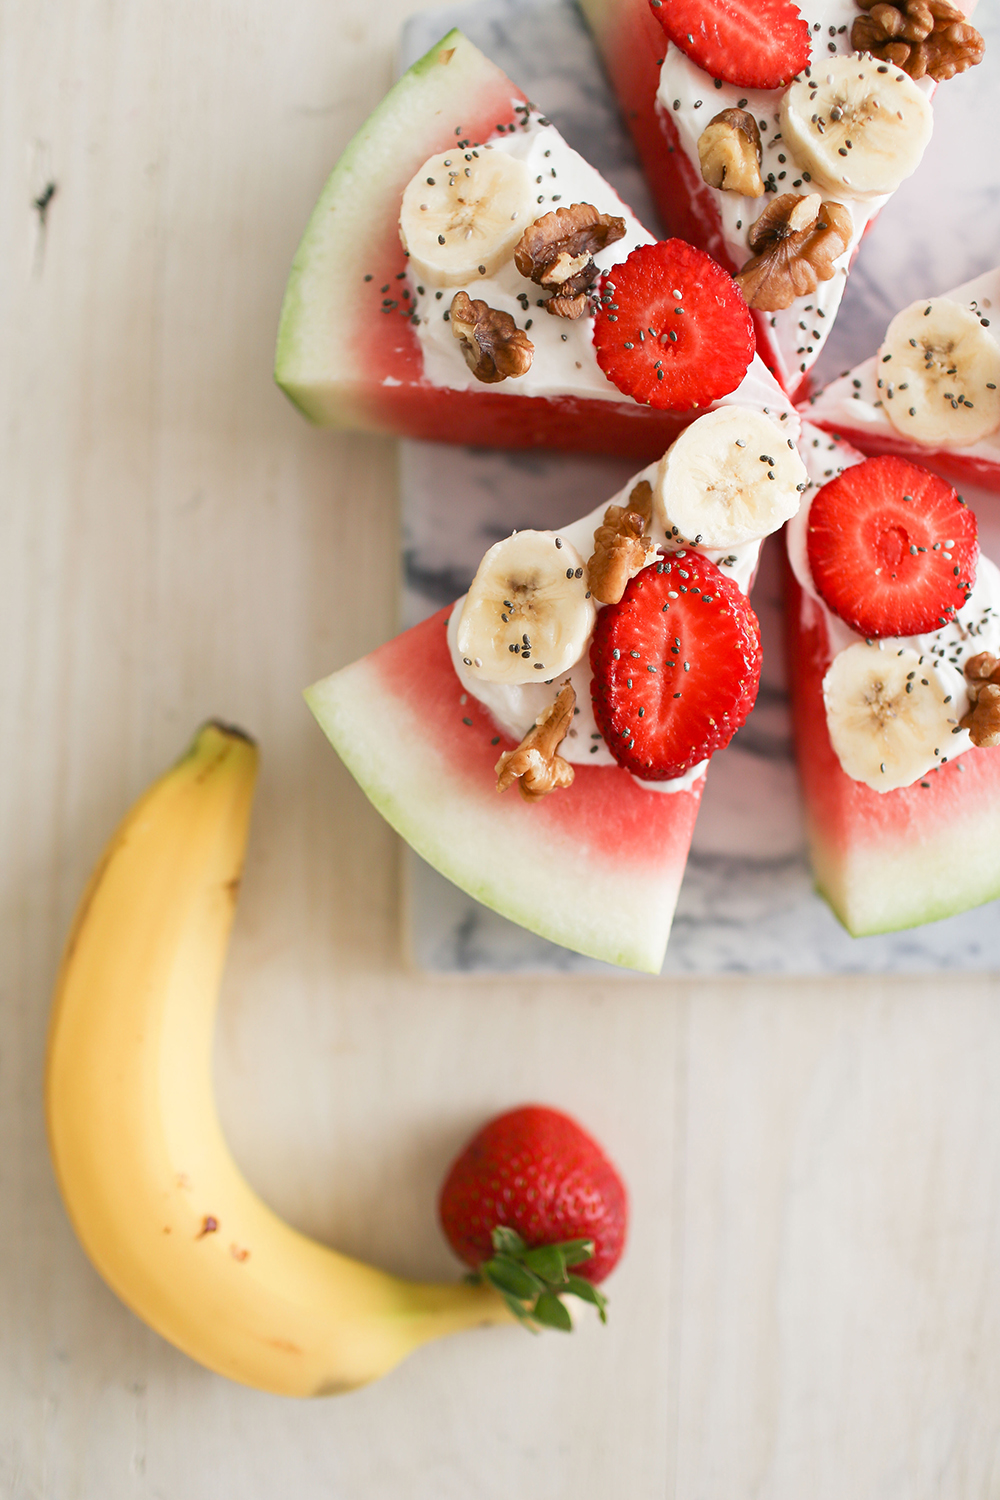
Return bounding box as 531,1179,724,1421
496,682,576,802
735,194,853,313
697,109,764,198
960,652,1000,747
450,292,534,383
514,202,626,320
852,0,984,82
587,480,656,605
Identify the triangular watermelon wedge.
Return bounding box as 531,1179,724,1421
274,28,781,461
577,0,970,401
803,264,1000,494
784,423,1000,935
305,609,702,973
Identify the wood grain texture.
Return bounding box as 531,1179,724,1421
3,2,1000,1496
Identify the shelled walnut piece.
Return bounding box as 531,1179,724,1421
450,292,534,383
496,682,577,802
736,194,852,313
961,653,1000,748
697,109,764,197
514,203,626,320
852,0,984,81
588,481,656,605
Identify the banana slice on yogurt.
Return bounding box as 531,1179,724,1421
780,54,932,201
823,642,967,791
876,297,1000,448
399,148,537,286
654,406,807,549
456,530,597,685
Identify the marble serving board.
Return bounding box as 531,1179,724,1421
398,0,1000,975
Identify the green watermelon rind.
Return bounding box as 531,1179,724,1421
275,31,522,426
808,800,1000,938
787,570,1000,938
305,648,694,975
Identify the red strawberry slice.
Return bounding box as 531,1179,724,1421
649,0,811,91
806,456,979,639
590,551,762,779
593,241,755,412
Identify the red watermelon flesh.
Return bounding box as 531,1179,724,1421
305,608,704,973
783,559,1000,937
275,29,746,461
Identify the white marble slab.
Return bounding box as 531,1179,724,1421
399,0,1000,974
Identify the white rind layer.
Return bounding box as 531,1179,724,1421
810,770,1000,935
305,658,686,972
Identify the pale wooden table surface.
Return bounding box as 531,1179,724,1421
4,4,1000,1497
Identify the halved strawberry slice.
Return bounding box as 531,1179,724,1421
649,0,811,91
593,241,755,412
806,456,979,639
590,551,762,779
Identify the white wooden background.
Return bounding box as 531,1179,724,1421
4,4,1000,1496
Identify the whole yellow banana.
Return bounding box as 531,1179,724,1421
45,722,508,1396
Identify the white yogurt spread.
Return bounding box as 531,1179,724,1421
655,0,933,391
406,112,789,407
788,422,1000,773
407,116,650,402
447,407,800,792
805,266,1000,461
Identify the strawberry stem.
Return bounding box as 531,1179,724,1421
477,1226,609,1330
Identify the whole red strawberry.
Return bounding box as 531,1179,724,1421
438,1105,627,1329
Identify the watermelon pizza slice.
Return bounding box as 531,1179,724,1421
275,28,785,461
577,0,983,400
784,420,1000,935
306,402,808,973
802,263,1000,493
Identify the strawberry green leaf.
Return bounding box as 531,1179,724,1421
476,1232,609,1333
533,1293,574,1332
499,1291,541,1329
522,1244,570,1283
565,1274,609,1324
483,1257,547,1301
490,1225,528,1256
560,1238,596,1268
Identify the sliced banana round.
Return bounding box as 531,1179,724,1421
823,642,966,792
399,148,537,287
779,54,932,201
653,406,807,549
456,531,597,685
876,297,1000,448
